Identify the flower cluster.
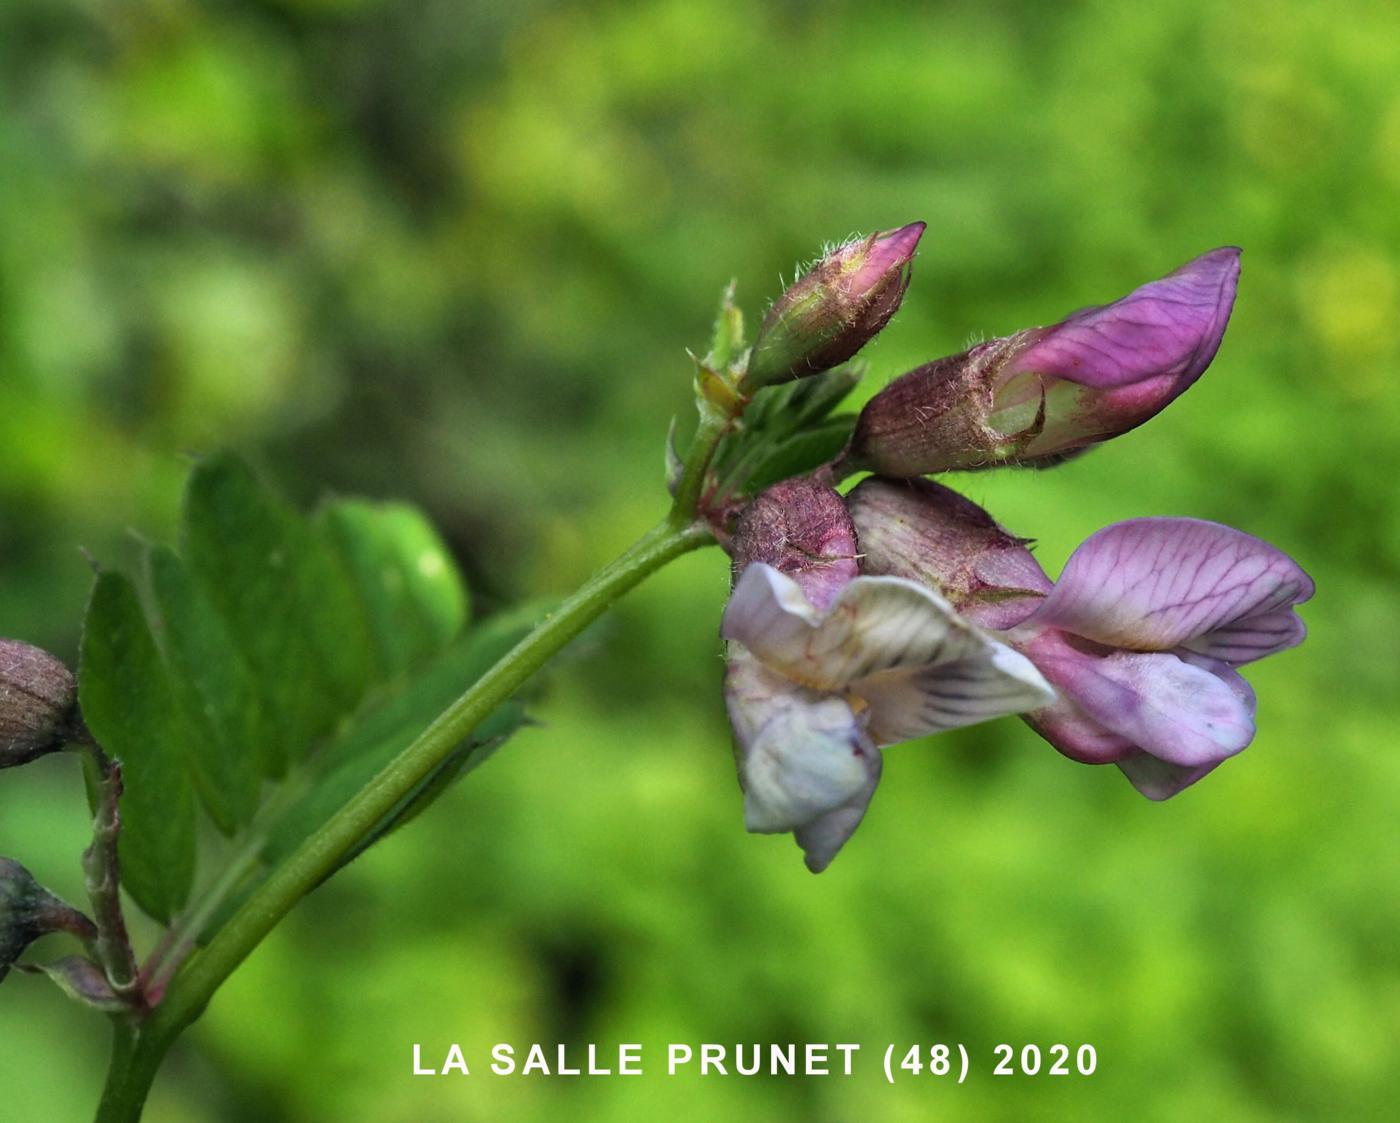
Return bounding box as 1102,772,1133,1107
716,237,1313,871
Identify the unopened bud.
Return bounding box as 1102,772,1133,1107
2,858,97,982
0,640,78,768
845,248,1241,474
731,478,858,612
743,222,925,392
846,477,1050,629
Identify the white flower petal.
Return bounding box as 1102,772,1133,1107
724,564,1008,693
725,648,878,834
793,771,881,874
857,641,1055,745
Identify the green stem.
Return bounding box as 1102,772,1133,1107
670,407,731,523
93,516,713,1123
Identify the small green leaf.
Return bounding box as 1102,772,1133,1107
784,363,863,428
144,545,264,834
746,415,858,493
320,499,468,678
181,454,373,774
745,362,862,434
703,281,745,371
78,572,196,923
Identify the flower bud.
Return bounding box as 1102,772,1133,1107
743,222,925,392
730,477,859,612
2,857,97,983
0,639,78,768
846,477,1050,629
845,247,1241,474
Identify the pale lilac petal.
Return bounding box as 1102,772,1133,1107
1026,518,1313,659
1113,651,1257,798
724,649,877,834
721,563,821,660
857,643,1054,746
1006,247,1240,391
1181,609,1308,666
1029,640,1254,767
1024,698,1138,765
1116,753,1222,800
793,768,881,873
724,566,999,692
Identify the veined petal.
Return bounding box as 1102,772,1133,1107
724,649,878,834
857,643,1054,746
1006,247,1240,391
723,564,1009,692
1181,608,1308,666
1032,640,1254,767
1026,518,1313,660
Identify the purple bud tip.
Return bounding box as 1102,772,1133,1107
858,222,926,279
845,246,1244,475
1008,246,1241,393
743,221,926,390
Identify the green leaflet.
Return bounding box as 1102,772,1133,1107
180,453,372,776
319,499,469,679
144,545,265,834
711,363,862,497
78,573,196,924
745,415,858,493
75,453,537,927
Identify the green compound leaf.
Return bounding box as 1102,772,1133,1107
319,499,468,679
73,453,540,940
78,572,196,924
180,453,373,776
144,545,265,834
260,607,540,869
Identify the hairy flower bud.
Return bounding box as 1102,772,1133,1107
0,639,78,768
845,247,1241,474
743,222,925,392
731,477,859,611
846,477,1050,629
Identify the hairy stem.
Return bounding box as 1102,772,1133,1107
95,516,714,1122
81,747,139,998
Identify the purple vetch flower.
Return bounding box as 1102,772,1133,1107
843,247,1241,474
742,222,926,392
848,479,1313,798
722,479,1053,871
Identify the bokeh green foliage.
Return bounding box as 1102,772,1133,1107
1,0,1398,1119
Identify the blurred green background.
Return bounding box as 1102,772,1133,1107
3,0,1398,1119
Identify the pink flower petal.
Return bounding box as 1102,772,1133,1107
1006,247,1240,392
1026,518,1313,661
1027,634,1255,767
